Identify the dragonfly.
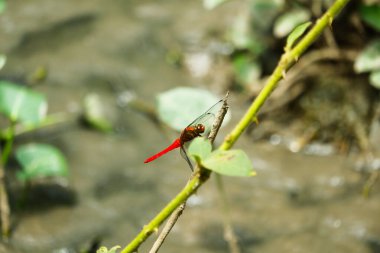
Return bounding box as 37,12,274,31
144,100,223,171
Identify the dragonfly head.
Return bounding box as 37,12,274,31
195,124,206,133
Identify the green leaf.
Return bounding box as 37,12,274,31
233,55,261,86
274,9,311,38
97,246,121,253
0,81,47,125
284,21,312,51
16,143,68,182
83,93,113,132
157,87,228,131
188,137,212,163
202,149,255,177
203,0,228,10
354,40,380,73
0,54,6,70
369,70,380,89
0,0,6,13
359,4,380,31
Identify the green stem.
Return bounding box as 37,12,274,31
1,121,15,165
1,112,74,140
120,170,209,253
119,0,351,251
0,121,15,238
220,0,350,151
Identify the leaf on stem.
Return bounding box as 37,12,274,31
274,9,311,38
0,81,47,125
96,246,121,253
15,143,68,182
284,21,312,52
188,138,254,177
188,137,212,163
203,149,255,177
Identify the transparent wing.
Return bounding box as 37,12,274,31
180,145,194,171
187,100,223,126
186,99,223,136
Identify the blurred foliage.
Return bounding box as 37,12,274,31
83,93,114,132
156,87,229,131
359,3,380,31
274,8,311,38
96,246,121,253
16,143,68,182
0,55,5,70
0,81,47,125
203,0,228,10
210,0,380,93
355,40,380,89
0,81,69,182
0,0,5,13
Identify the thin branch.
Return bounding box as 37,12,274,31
209,92,241,253
0,163,10,239
208,92,229,144
148,202,186,253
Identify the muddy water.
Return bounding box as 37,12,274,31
1,1,379,253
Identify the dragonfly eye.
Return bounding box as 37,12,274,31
197,124,205,133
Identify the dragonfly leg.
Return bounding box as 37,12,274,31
180,146,194,171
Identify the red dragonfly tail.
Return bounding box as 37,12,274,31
144,139,181,163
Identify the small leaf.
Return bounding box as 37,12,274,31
0,54,6,70
0,81,47,125
83,93,113,132
233,55,261,86
369,70,380,89
354,40,380,73
97,246,121,253
203,0,228,10
0,0,5,13
284,21,312,51
359,4,380,31
202,149,255,177
16,143,68,182
27,65,48,84
274,9,311,38
188,137,212,163
157,87,227,131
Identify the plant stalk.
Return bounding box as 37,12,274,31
119,0,351,251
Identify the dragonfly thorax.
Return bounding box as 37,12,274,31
180,124,205,143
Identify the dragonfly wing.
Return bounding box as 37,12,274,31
187,99,223,127
180,145,194,171
186,99,223,137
